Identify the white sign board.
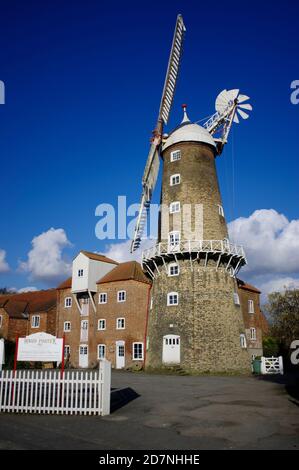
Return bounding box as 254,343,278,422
17,332,63,362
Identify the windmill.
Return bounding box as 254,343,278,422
131,15,252,253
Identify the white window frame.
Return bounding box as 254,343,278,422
248,299,254,314
64,345,70,359
218,204,225,217
97,344,106,359
116,317,125,330
99,292,107,304
150,296,153,310
64,321,71,332
167,292,179,306
31,315,40,328
240,334,247,348
170,149,181,162
169,201,181,214
132,342,144,360
168,263,180,277
117,290,126,303
168,231,180,248
98,319,106,331
78,269,84,277
64,297,72,308
79,344,88,355
250,327,257,341
170,173,181,186
233,292,240,305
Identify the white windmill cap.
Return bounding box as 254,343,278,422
162,104,216,152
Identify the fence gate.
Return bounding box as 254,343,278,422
261,356,284,375
0,359,111,416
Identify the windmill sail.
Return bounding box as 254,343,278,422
131,14,186,253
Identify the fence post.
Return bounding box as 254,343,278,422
99,359,111,416
278,356,284,375
261,356,266,374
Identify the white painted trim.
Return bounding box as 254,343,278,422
116,318,125,330
98,319,106,331
132,342,144,360
31,315,40,328
170,173,181,186
63,321,71,332
170,149,181,162
167,292,179,306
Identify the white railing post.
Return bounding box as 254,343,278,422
261,356,266,374
279,356,284,375
99,359,111,416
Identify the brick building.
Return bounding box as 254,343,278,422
56,251,151,369
0,289,57,342
237,279,269,359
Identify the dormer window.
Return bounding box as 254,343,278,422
169,201,180,214
170,174,180,186
78,269,84,277
170,150,181,162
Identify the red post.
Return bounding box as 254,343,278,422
60,335,65,379
13,336,19,377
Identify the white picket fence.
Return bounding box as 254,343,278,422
0,359,111,416
261,356,284,375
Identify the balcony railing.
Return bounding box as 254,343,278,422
142,239,246,261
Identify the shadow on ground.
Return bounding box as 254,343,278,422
110,387,140,413
256,369,299,406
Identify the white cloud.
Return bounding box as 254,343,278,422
0,249,9,273
103,238,156,263
19,228,72,283
228,209,299,275
228,209,299,300
18,286,38,293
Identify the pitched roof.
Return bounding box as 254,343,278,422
57,277,72,290
97,261,151,285
237,278,261,294
80,251,118,265
0,289,57,318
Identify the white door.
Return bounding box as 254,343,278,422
162,335,180,364
80,320,88,342
116,341,125,369
79,344,88,368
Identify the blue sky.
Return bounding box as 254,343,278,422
0,0,298,293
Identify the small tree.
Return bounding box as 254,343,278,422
265,289,299,360
262,335,280,357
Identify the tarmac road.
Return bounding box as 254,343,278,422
0,370,298,450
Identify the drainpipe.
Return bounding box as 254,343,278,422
143,284,152,369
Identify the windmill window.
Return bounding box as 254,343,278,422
168,263,180,276
78,269,84,277
218,205,225,217
240,334,247,348
170,174,181,186
169,201,181,213
167,292,179,306
233,292,240,305
170,150,181,162
64,345,70,359
168,231,180,247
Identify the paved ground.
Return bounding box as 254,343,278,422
0,370,298,450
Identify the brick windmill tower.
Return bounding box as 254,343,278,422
131,15,253,372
